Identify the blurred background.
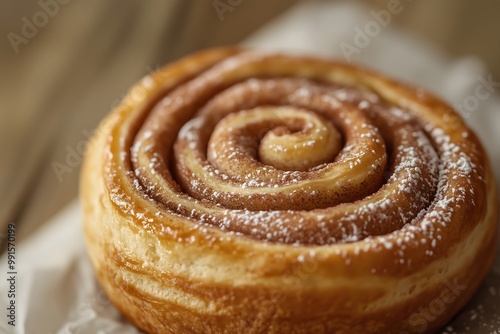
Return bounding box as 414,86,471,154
1,0,499,242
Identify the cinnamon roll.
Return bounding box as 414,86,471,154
81,48,498,334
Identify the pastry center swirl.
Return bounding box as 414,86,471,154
171,78,389,211
121,52,481,245
209,107,342,172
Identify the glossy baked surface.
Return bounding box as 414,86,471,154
81,48,498,333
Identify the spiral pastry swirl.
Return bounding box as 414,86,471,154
82,48,498,334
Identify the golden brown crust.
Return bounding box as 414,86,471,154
81,48,498,333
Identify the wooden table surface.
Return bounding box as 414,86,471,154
1,0,499,243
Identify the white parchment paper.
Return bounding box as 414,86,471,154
2,2,499,333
